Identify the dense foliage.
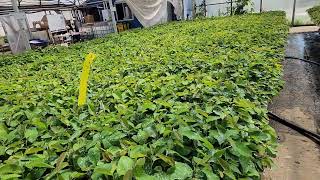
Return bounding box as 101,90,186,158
308,5,320,25
0,12,288,180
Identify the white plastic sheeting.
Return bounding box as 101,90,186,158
0,12,31,54
123,0,183,27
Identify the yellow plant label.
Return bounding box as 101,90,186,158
78,53,96,106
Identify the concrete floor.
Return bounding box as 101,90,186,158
289,26,319,34
264,32,320,179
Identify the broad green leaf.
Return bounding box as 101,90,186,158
1,174,21,179
0,164,23,175
129,145,148,159
94,161,117,175
225,170,236,180
24,128,38,142
54,152,67,172
0,123,8,141
88,146,101,165
179,127,202,140
231,141,252,157
25,160,54,169
202,167,219,180
157,154,175,166
0,146,6,155
210,130,225,145
58,171,85,180
134,163,157,180
235,99,255,109
135,158,146,166
117,156,134,176
25,147,43,155
77,157,90,171
31,118,47,130
169,162,192,179
142,101,156,111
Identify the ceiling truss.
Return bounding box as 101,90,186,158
0,0,93,15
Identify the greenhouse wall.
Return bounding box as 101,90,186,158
196,0,319,25
1,0,320,37
258,0,319,25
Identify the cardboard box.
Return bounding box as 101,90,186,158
84,15,94,24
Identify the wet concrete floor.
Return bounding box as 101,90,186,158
264,32,320,179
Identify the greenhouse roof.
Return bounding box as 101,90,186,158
0,0,80,6
0,0,92,14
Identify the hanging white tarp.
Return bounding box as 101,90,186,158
0,12,31,54
123,0,183,27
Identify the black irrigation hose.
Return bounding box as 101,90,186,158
285,56,320,66
268,112,320,145
266,56,320,145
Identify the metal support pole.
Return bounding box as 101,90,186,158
192,0,195,19
260,0,263,13
203,0,206,17
292,0,296,26
103,0,107,9
230,0,233,15
181,0,184,20
108,0,118,33
11,0,19,12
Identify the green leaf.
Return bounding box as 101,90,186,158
117,156,134,176
1,174,21,179
79,113,88,121
169,162,192,179
0,146,6,155
129,145,148,159
179,127,213,149
179,127,202,140
142,101,156,111
31,118,47,130
25,147,43,155
225,170,236,180
231,141,252,157
135,158,146,166
134,162,157,180
25,160,54,169
202,167,219,180
0,123,8,141
88,146,101,165
24,128,38,142
0,164,23,175
77,157,90,171
235,99,255,109
54,152,68,172
157,154,175,166
94,161,117,175
58,171,85,180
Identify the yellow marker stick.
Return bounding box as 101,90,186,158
78,53,96,106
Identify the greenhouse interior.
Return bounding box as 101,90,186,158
0,0,320,179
